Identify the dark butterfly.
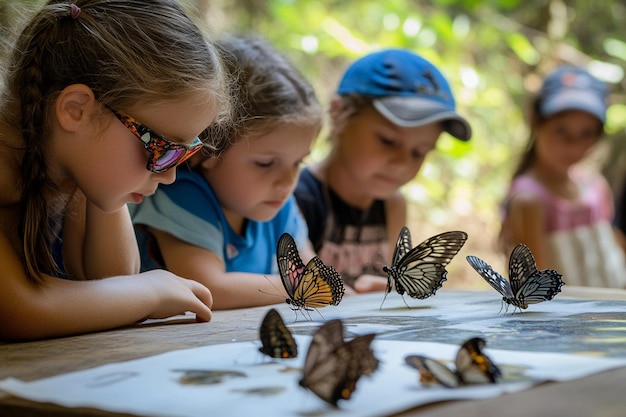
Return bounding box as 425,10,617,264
405,337,501,388
277,233,344,311
258,308,297,359
466,243,564,310
381,227,468,307
299,319,378,407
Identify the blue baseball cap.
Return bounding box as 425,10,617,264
540,66,608,123
336,49,471,141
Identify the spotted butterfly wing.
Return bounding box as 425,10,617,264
299,319,378,406
390,226,413,268
277,233,344,310
466,244,564,309
405,337,500,388
382,228,468,305
465,255,515,301
258,308,297,359
455,337,501,384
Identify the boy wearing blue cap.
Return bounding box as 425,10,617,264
295,49,471,292
500,66,626,288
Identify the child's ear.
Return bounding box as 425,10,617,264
328,95,344,119
54,84,97,132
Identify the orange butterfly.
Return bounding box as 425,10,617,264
276,233,344,311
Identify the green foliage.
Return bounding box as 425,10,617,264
200,0,626,256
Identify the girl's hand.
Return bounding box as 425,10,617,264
140,270,213,322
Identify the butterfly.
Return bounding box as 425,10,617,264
277,233,344,312
466,243,564,310
381,227,468,307
299,319,378,406
405,337,501,388
258,308,297,359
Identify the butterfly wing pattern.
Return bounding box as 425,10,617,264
405,337,501,388
258,308,298,359
454,337,501,384
277,233,344,311
382,228,468,305
299,319,378,407
466,244,564,310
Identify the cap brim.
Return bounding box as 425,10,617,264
541,90,606,123
373,97,472,141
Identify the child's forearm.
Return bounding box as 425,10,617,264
82,201,141,278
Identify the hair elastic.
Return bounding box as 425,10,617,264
70,4,81,19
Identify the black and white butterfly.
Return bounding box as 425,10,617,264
258,308,298,359
466,243,564,310
405,337,501,388
277,233,345,312
381,227,468,307
299,319,378,407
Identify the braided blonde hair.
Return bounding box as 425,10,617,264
0,0,229,282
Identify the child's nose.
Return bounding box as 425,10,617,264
155,168,177,185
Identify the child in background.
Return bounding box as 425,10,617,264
131,36,323,309
0,0,229,341
295,49,472,293
500,66,626,287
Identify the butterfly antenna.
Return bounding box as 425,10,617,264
258,275,288,300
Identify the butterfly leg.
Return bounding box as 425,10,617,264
401,294,412,309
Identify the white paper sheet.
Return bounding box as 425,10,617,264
1,336,625,417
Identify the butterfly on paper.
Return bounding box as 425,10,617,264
277,233,344,312
381,227,468,307
466,243,564,310
405,337,501,388
299,319,378,407
258,308,297,359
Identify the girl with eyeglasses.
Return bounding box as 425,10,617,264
0,0,230,340
131,35,324,309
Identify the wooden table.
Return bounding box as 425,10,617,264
1,286,625,417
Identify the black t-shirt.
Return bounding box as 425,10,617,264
294,168,389,286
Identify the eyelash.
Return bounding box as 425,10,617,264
255,160,274,168
379,136,394,146
380,136,425,160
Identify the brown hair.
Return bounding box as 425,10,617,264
510,94,604,180
201,35,322,157
0,0,229,283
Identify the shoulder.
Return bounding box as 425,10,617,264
384,191,407,240
156,170,217,211
384,191,407,214
573,168,611,191
295,167,323,197
159,169,212,199
506,174,551,204
294,167,327,221
132,169,222,224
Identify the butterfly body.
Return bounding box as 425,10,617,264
405,337,501,388
258,308,297,359
466,244,564,310
381,228,467,306
277,233,344,311
299,319,378,406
